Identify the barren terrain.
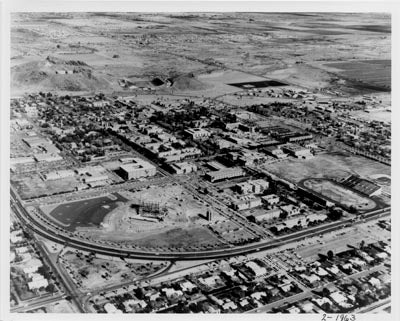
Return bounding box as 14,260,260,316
11,12,391,96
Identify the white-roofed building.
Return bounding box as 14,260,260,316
300,273,320,285
245,261,267,277
376,252,388,260
261,194,280,206
22,258,43,274
10,231,23,244
29,273,44,282
250,292,266,301
184,128,211,140
329,292,352,308
368,277,382,288
28,278,48,290
104,303,118,313
123,299,147,312
15,246,29,254
180,280,196,292
280,204,301,216
326,265,340,275
119,158,156,180
198,275,223,288
222,300,237,311
169,162,197,174
161,288,184,299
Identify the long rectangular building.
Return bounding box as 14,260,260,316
119,158,157,180
205,167,245,183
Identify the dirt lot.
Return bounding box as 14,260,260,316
350,109,391,124
263,152,391,183
118,184,224,226
61,250,165,291
11,174,80,199
130,227,225,250
38,299,80,313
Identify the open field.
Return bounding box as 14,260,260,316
301,178,376,210
324,59,391,92
41,193,127,231
349,109,391,123
262,152,391,183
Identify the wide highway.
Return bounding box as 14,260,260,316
11,187,390,261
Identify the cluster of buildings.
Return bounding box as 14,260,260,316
97,240,390,314
249,99,390,163
127,124,202,163
96,258,302,314
41,165,112,188
11,130,64,170
10,224,52,293
205,167,246,183
234,87,312,99
291,241,390,289
271,213,328,233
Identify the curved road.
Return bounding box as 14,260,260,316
11,188,390,261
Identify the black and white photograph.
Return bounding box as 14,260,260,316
1,1,399,319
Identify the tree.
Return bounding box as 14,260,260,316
46,283,57,293
327,250,334,260
321,287,331,297
349,205,358,214
328,207,343,220
280,212,288,220
38,265,51,279
321,302,331,312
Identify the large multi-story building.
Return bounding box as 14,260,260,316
263,146,288,159
184,128,211,140
248,208,282,223
169,162,197,174
236,179,269,194
205,167,246,183
261,194,280,206
281,144,313,159
119,158,157,180
231,196,262,211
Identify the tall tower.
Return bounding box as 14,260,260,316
206,209,212,221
